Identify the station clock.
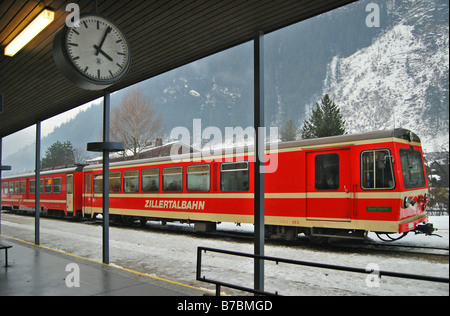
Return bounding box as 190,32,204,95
53,14,131,90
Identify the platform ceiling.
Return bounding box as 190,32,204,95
0,0,355,138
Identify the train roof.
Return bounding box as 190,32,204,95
278,128,421,151
1,165,84,181
82,128,421,171
1,128,421,177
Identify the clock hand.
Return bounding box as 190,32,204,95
93,45,113,61
95,26,112,56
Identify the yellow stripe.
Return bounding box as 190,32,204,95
3,199,67,203
83,193,253,199
86,207,422,234
83,189,427,200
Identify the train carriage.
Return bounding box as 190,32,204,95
1,166,83,218
80,128,432,240
1,129,432,240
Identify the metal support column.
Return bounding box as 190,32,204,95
0,138,2,235
0,138,12,235
254,30,265,293
87,91,123,265
35,121,41,245
102,91,110,264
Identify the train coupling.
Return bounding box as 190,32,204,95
414,223,441,237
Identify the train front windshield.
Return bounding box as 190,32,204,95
399,148,427,189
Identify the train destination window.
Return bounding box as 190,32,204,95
221,161,249,192
124,170,139,193
163,167,182,192
53,177,62,194
315,154,339,190
44,178,52,193
361,150,395,190
187,165,210,192
110,172,121,193
400,148,426,189
142,169,159,192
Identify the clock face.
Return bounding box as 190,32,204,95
65,15,130,82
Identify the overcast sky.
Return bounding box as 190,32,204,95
1,98,100,158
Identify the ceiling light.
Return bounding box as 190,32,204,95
4,9,55,57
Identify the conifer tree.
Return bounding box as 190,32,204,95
41,141,75,168
280,119,298,142
301,94,346,139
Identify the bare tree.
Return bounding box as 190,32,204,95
111,87,163,158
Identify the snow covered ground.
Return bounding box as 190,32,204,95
0,213,448,296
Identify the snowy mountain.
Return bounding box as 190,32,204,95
321,0,449,152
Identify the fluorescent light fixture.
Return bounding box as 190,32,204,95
4,9,54,57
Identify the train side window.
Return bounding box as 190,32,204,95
315,154,339,190
124,170,139,193
142,169,159,192
3,182,9,194
14,181,20,194
40,179,44,194
187,165,210,192
361,150,395,190
163,167,182,192
94,174,102,193
30,180,35,194
53,177,62,194
221,161,249,192
9,182,14,194
20,180,26,194
110,172,121,193
44,178,52,193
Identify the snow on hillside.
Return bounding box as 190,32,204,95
323,20,449,152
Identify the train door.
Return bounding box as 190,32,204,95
84,172,93,217
66,174,74,214
306,148,352,221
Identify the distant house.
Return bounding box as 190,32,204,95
87,139,196,164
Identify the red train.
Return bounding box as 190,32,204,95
1,128,434,241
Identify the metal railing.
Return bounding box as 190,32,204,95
196,246,449,296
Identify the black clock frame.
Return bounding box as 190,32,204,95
53,13,131,91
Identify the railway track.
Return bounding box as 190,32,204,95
363,241,449,258
86,216,449,262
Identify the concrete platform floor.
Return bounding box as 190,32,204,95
0,236,208,296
